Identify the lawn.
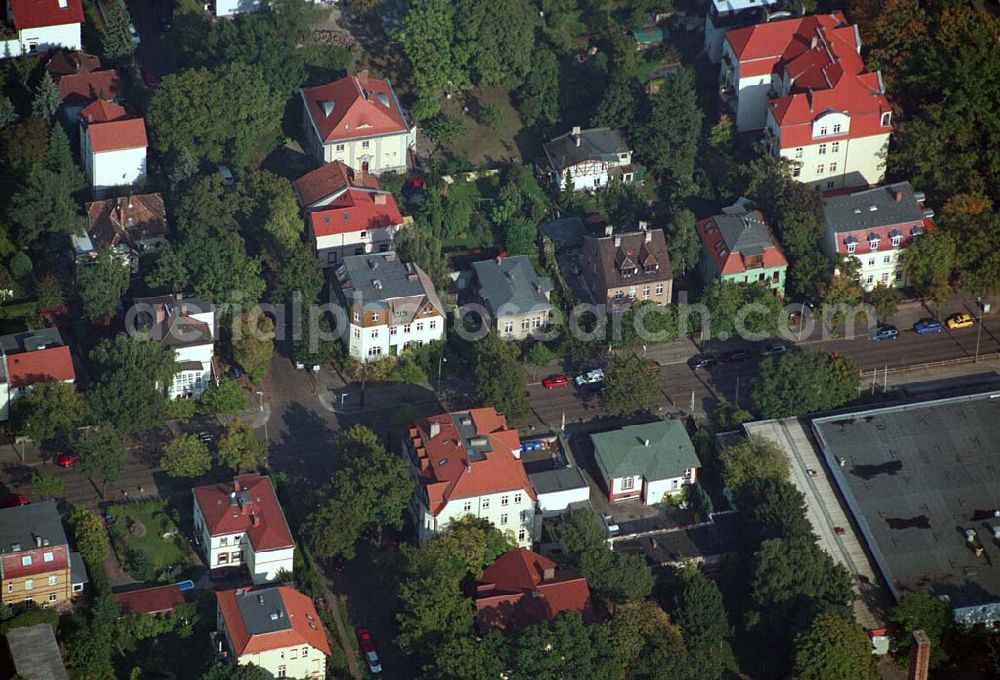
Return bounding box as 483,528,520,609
108,500,196,583
438,87,541,167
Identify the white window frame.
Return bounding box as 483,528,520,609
621,476,635,491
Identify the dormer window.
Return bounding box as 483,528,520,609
845,240,857,254
643,264,658,274
869,237,880,251
890,231,902,247
881,112,891,127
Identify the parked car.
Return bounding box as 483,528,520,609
913,318,944,334
356,628,382,674
56,453,80,468
574,369,605,386
542,374,569,389
720,349,751,363
688,353,716,369
128,23,140,45
871,324,899,341
947,313,975,330
1,494,28,508
760,342,787,357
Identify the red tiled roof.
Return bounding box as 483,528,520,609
833,217,934,256
217,586,331,657
696,212,788,277
301,74,408,143
193,475,294,552
6,345,75,388
86,117,147,153
1,545,69,580
293,161,383,208
310,189,403,238
47,50,100,78
58,70,122,107
406,409,535,516
79,99,126,124
115,584,185,615
474,548,593,630
9,0,84,30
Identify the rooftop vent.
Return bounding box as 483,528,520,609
258,594,265,605
11,543,20,552
376,93,390,107
868,205,878,212
642,438,650,447
320,100,335,117
437,458,448,466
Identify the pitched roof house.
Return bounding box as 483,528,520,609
300,73,415,174
0,500,81,608
471,255,554,340
581,223,673,310
79,104,147,189
293,160,384,210
591,420,700,505
401,408,536,546
132,294,215,399
193,474,294,584
115,584,186,616
216,586,330,678
696,203,788,296
73,193,168,269
46,48,100,77
57,68,121,110
309,189,404,267
474,548,593,630
0,328,75,422
542,126,638,191
2,0,83,58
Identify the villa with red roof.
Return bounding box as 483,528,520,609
696,200,788,296
401,408,536,546
0,328,75,422
78,101,147,189
1,0,83,59
216,585,330,679
193,475,294,584
300,72,415,174
720,12,892,190
474,548,593,630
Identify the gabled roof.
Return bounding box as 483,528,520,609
335,252,444,323
47,50,101,78
696,208,787,276
406,408,535,516
592,420,700,483
58,69,122,107
543,127,629,173
9,0,84,30
217,586,331,657
192,475,294,552
0,329,75,388
115,584,185,615
131,294,215,349
471,256,553,319
310,189,402,238
86,117,147,153
474,547,592,630
85,193,168,252
584,228,673,289
301,73,409,144
293,161,383,209
5,623,69,680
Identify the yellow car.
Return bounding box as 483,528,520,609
946,313,975,330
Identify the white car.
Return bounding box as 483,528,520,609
129,23,140,45
574,369,605,386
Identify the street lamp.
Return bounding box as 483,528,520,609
975,297,984,363
255,390,268,444
437,355,448,392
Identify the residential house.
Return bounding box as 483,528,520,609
822,181,935,291
293,160,383,210
48,51,122,124
696,202,788,296
0,328,75,422
78,101,147,189
471,255,553,340
300,72,416,174
72,193,168,270
46,48,99,77
703,0,784,64
132,294,215,399
1,0,82,59
215,585,330,679
332,252,445,362
4,623,69,680
581,223,673,310
720,12,892,189
542,126,638,191
114,583,186,616
473,547,593,630
591,420,700,505
0,500,79,608
528,466,590,518
402,408,537,546
615,513,741,573
193,474,294,584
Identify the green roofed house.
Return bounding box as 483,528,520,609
591,420,700,506
632,26,665,50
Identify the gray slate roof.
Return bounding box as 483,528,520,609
0,500,68,555
529,467,589,495
336,252,444,321
472,256,553,317
235,586,293,636
543,127,629,173
592,420,700,482
0,328,65,355
713,210,776,257
823,182,926,233
5,623,69,680
70,551,88,587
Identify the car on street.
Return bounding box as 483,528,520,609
871,324,899,341
542,374,569,389
356,627,382,674
688,354,716,369
947,313,975,330
56,453,80,467
574,369,605,386
1,494,28,508
129,23,140,45
913,318,944,334
760,342,787,357
720,349,750,363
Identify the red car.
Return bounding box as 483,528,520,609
356,627,382,674
57,453,80,468
542,374,569,389
1,494,29,508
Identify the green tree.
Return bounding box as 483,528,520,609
419,632,508,680
77,249,131,321
743,478,815,546
199,380,249,414
31,71,61,122
474,331,529,419
10,381,88,442
509,612,613,680
241,170,303,258
752,351,858,419
232,307,274,382
68,507,110,566
516,48,560,127
78,424,126,498
88,335,177,434
700,280,783,340
0,116,48,167
903,228,956,297
394,225,449,290
591,79,643,130
0,96,15,128
666,209,700,276
8,251,32,279
102,0,136,62
201,663,270,680
31,472,65,499
865,283,899,322
719,435,789,495
636,68,703,192
65,594,119,679
604,600,685,679
522,342,555,368
396,0,463,119
751,534,853,610
161,434,212,478
603,353,659,417
274,244,323,306
561,509,653,607
792,612,879,680
504,215,538,257
454,0,535,87
217,419,267,473
709,113,735,151
890,590,952,669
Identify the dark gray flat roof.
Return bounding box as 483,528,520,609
812,393,1000,612
6,623,69,680
235,586,292,636
0,500,67,554
529,467,588,495
0,328,65,354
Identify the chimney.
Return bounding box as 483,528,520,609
542,566,555,580
908,630,931,680
429,421,441,438
234,478,241,492
463,460,472,474
258,594,265,605
250,513,260,527
894,191,903,202
604,225,614,237
810,35,818,49
571,125,581,147
35,535,43,548
645,230,652,243
642,438,650,447
374,193,387,205
638,220,648,231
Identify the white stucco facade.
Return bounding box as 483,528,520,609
314,224,400,267
0,22,80,59
169,343,213,399
413,488,536,547
302,100,416,175
193,501,294,584
217,611,326,679
83,145,147,189
719,41,777,132
608,468,697,506
558,152,635,192
535,487,591,518
345,313,444,362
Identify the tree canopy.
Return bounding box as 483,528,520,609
78,423,127,497
719,435,790,496
161,434,212,478
792,612,879,680
88,334,177,434
752,351,858,419
216,419,267,473
473,331,529,420
603,352,660,417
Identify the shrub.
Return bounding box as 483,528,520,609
123,547,155,581
424,115,465,143
477,104,503,129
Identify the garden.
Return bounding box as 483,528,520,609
107,499,198,584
